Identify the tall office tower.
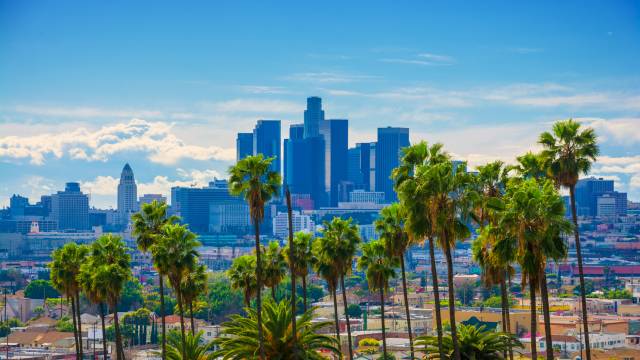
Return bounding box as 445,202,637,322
320,119,348,206
284,124,324,208
9,195,29,217
50,182,90,231
253,120,281,174
375,127,409,202
303,96,324,138
236,132,254,161
284,124,304,188
347,142,374,191
117,163,138,224
576,177,627,216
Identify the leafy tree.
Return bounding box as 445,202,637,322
305,284,324,303
0,322,10,337
24,279,59,299
181,264,208,334
605,289,632,299
166,329,215,360
455,282,476,306
346,304,362,318
56,317,75,332
228,255,258,307
228,154,281,360
285,232,315,312
539,119,598,360
213,300,340,360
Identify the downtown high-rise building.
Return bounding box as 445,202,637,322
303,96,324,138
375,127,410,202
117,163,138,224
236,132,253,162
575,177,627,216
320,119,348,206
253,120,281,174
348,142,375,191
50,182,90,231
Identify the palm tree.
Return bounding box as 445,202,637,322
132,200,178,360
228,154,281,360
421,159,474,360
166,330,215,360
416,324,522,360
357,240,398,359
228,255,258,307
213,300,341,359
284,186,298,345
499,178,571,360
90,234,132,360
375,203,416,359
49,242,88,359
312,235,342,348
263,241,288,301
539,119,599,360
317,217,360,360
78,255,109,360
285,232,315,312
393,141,448,358
153,224,201,359
181,264,208,335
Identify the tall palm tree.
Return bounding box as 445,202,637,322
153,224,201,360
90,234,132,360
213,300,341,359
78,255,109,360
499,178,571,360
284,187,297,345
357,239,398,359
312,236,342,348
539,119,599,360
132,200,178,360
393,141,448,358
263,241,288,301
49,242,88,359
421,159,474,360
285,232,315,312
181,264,208,335
228,154,281,360
375,203,416,359
318,217,360,360
228,255,258,307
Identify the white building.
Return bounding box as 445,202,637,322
139,193,166,206
272,211,315,238
538,333,627,354
349,190,385,204
597,194,617,217
117,163,138,224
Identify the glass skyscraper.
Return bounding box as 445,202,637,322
347,142,374,191
253,120,281,174
375,127,410,202
320,119,348,206
236,132,253,162
50,182,90,231
303,96,324,138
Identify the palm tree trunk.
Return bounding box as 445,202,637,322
75,291,83,359
285,187,297,346
529,280,538,360
380,287,388,358
444,242,461,360
540,273,554,360
100,303,108,360
254,220,265,360
70,296,80,359
112,302,124,360
189,300,195,336
159,275,167,360
340,275,354,360
176,289,187,360
570,185,591,360
428,236,444,359
331,287,341,351
500,277,514,360
302,275,308,313
271,287,276,301
400,256,415,359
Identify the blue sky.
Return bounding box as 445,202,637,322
1,0,639,208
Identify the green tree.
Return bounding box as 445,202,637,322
207,273,244,323
213,300,340,360
285,232,315,312
539,119,598,360
153,224,200,360
312,236,342,346
78,252,109,360
24,279,59,299
263,241,287,301
49,242,88,359
166,330,215,360
181,264,208,334
317,217,361,360
228,255,258,307
118,279,144,311
228,154,281,360
346,304,362,318
416,324,522,360
358,240,398,359
375,202,417,359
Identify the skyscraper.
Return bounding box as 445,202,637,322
117,163,138,224
375,127,409,202
576,177,627,216
303,96,324,138
236,132,253,161
320,119,348,206
347,142,374,191
253,120,281,174
50,182,90,231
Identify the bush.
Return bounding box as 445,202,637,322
56,317,75,332
347,304,362,318
24,280,59,299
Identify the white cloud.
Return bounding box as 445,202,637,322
205,99,300,114
0,118,235,165
380,52,455,66
578,117,640,145
238,85,290,94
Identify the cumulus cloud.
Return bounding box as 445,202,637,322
0,119,235,165
579,117,640,145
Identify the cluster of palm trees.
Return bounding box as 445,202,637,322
221,119,597,360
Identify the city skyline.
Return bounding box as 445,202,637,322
1,1,639,208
